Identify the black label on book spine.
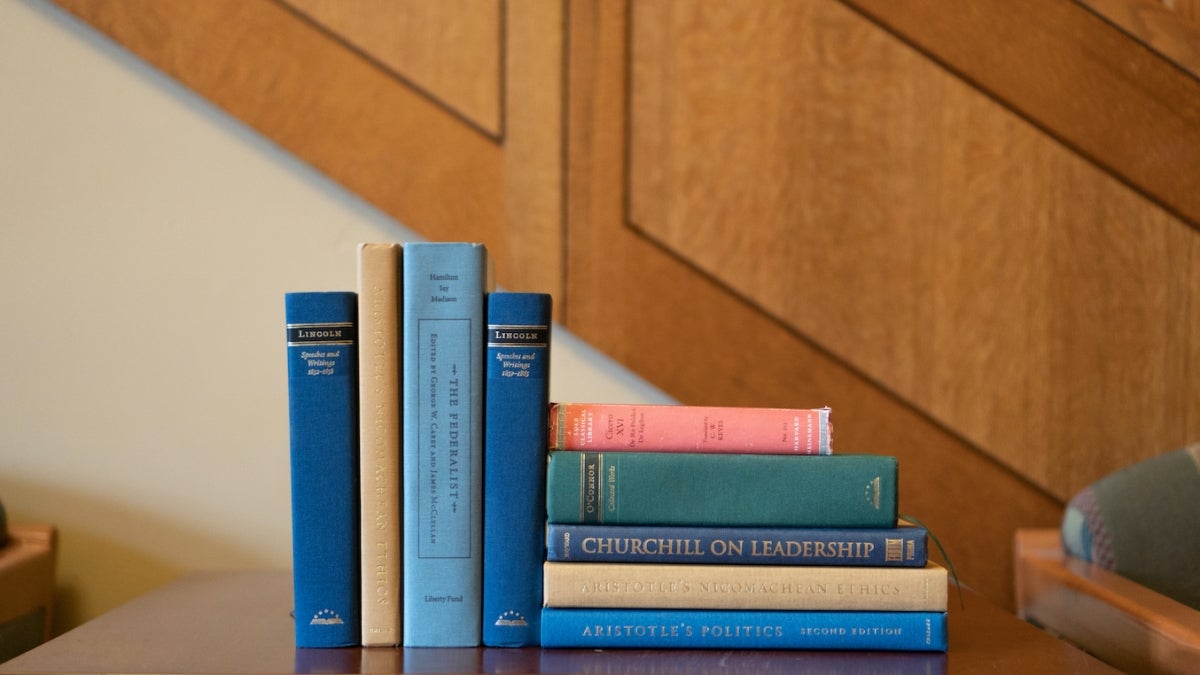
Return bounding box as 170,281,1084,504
487,324,549,348
287,322,357,346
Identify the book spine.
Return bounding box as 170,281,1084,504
285,291,361,648
401,242,488,647
540,607,947,651
545,523,927,567
542,561,948,611
549,403,831,454
356,243,402,646
482,292,552,647
546,452,897,528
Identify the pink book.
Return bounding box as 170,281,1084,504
548,403,831,454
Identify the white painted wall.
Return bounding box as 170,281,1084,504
0,0,672,632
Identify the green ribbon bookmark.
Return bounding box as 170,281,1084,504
902,514,965,609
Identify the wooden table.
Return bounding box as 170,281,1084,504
1,570,1117,674
1015,528,1200,674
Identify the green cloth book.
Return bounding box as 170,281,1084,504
546,451,897,528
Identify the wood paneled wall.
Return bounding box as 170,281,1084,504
1079,0,1200,77
628,0,1200,501
284,0,504,137
51,0,1200,610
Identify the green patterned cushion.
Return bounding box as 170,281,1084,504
1061,444,1200,610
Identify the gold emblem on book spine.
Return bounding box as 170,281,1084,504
865,477,881,510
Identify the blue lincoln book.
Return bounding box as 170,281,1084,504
482,292,552,646
285,291,360,648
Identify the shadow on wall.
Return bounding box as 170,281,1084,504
0,475,273,635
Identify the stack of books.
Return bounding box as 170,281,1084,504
283,240,949,652
538,403,950,651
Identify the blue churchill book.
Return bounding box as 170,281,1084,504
546,522,927,566
402,242,489,647
285,291,361,648
482,292,552,646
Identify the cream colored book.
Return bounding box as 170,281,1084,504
357,242,402,646
543,561,948,611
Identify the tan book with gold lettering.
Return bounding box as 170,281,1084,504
357,242,402,646
543,561,948,611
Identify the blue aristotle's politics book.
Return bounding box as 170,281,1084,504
401,242,489,647
541,607,948,651
482,292,552,646
546,522,927,566
285,291,360,648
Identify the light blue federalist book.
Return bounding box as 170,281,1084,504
402,242,488,647
482,292,552,646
